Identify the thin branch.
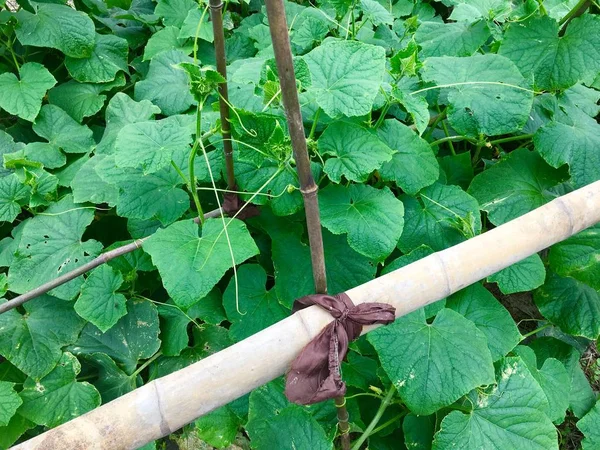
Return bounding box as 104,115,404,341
0,208,222,315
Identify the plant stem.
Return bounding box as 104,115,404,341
439,112,456,156
0,209,223,315
209,0,236,190
188,105,205,224
559,0,590,27
488,133,534,146
308,107,321,140
351,386,396,450
521,323,551,340
131,351,162,379
430,135,474,147
422,109,447,140
369,412,406,436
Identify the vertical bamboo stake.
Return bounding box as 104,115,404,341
263,1,350,448
209,0,236,190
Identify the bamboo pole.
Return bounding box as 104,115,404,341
262,0,352,444
0,209,222,315
14,180,600,450
209,0,236,190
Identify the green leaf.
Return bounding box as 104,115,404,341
377,119,439,195
529,337,596,418
8,195,103,300
0,381,22,427
513,345,570,424
194,405,243,449
403,414,435,450
341,351,379,390
499,15,600,91
157,303,191,356
65,34,129,83
304,39,386,117
186,289,226,325
360,0,393,25
96,155,189,225
19,353,101,428
446,283,521,361
578,400,600,450
250,407,333,450
115,119,193,174
0,173,30,223
393,90,429,136
416,20,490,58
533,107,600,188
319,184,404,261
48,82,106,123
70,299,161,375
82,353,137,402
154,0,197,27
74,265,127,333
432,357,558,450
488,254,546,294
398,182,481,252
179,8,214,43
468,148,568,225
549,224,600,291
143,25,193,61
0,415,34,450
368,308,495,415
223,264,288,342
15,4,96,58
318,121,394,183
438,152,474,190
144,219,259,308
0,295,85,379
97,93,161,155
134,50,195,116
559,83,600,118
534,271,600,340
0,62,56,121
71,155,119,206
32,104,95,154
421,54,533,137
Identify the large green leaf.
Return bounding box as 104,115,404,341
319,184,404,261
71,155,119,206
15,4,96,58
134,50,195,116
65,34,129,83
368,308,495,415
0,174,30,223
8,195,103,300
304,39,386,117
468,148,568,225
32,104,95,154
82,353,137,403
403,414,435,450
318,121,394,183
223,264,288,342
0,295,85,379
0,62,56,121
74,265,127,333
115,119,193,174
432,357,558,450
421,54,533,137
578,400,600,450
0,381,22,427
19,353,101,428
534,271,600,340
533,107,600,188
549,224,600,290
194,404,243,449
144,219,259,308
446,283,521,361
70,299,161,375
179,8,214,43
143,26,194,61
96,93,161,155
499,15,600,91
154,0,196,27
48,81,109,123
513,345,570,424
488,254,546,294
377,119,439,195
398,182,481,252
416,20,490,58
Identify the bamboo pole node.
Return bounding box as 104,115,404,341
300,184,318,197
209,1,223,8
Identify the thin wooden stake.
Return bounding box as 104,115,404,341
263,0,349,447
209,0,236,190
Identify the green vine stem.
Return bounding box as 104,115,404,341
488,133,534,146
351,386,397,450
188,104,205,224
559,0,590,27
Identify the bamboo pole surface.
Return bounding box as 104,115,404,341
13,180,600,450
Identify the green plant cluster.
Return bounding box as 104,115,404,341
0,0,599,448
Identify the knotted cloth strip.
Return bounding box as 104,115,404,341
285,293,396,405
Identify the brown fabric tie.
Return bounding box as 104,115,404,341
285,293,396,405
222,185,260,220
